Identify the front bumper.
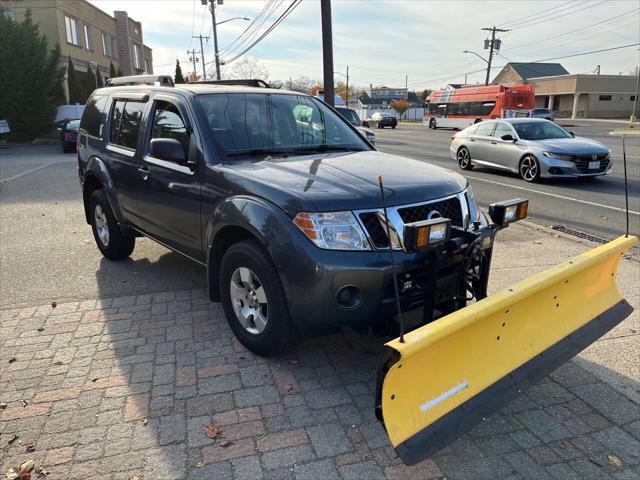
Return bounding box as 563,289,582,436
538,154,612,178
268,218,496,331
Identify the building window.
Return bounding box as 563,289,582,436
101,33,111,57
598,95,612,101
83,25,92,50
632,96,637,102
65,16,80,46
144,59,149,73
133,43,141,70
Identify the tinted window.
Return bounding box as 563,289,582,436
196,93,368,156
448,102,468,115
512,122,572,140
80,95,108,137
493,122,513,137
109,100,125,144
336,107,361,126
151,101,189,153
66,119,81,130
475,122,495,136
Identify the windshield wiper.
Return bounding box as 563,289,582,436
226,148,291,157
291,145,365,153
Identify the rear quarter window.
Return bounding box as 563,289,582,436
80,95,108,137
109,100,145,150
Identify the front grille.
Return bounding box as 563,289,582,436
360,212,389,249
358,196,464,250
398,197,463,226
574,153,609,173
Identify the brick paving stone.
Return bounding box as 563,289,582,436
234,385,280,408
123,393,149,421
294,459,340,480
517,409,572,443
307,423,353,457
199,373,242,394
572,383,640,425
593,426,640,464
384,459,443,480
261,445,315,470
257,429,308,453
189,461,233,480
44,446,75,465
339,460,386,480
232,456,264,480
201,437,256,463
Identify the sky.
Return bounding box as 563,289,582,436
90,0,640,91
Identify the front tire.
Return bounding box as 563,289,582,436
220,240,294,356
457,147,473,170
429,119,436,129
520,155,541,183
89,190,135,260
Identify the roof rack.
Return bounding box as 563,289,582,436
105,75,174,87
188,79,271,88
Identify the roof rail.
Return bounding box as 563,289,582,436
188,79,271,88
105,75,174,87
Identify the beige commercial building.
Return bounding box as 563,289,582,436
1,0,153,102
493,62,638,119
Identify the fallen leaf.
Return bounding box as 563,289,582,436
24,443,36,453
8,434,18,444
8,358,17,364
195,462,205,468
284,384,293,392
608,454,623,468
91,378,98,382
51,302,57,309
141,418,148,426
0,402,7,410
36,327,44,332
220,440,233,448
53,361,63,366
21,400,28,408
203,425,221,439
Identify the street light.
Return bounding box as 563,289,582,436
463,50,489,64
334,66,349,105
217,17,250,25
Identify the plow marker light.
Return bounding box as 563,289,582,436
376,235,638,465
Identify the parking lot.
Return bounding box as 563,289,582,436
1,121,639,479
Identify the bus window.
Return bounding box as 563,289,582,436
437,105,447,118
481,102,496,115
424,102,437,115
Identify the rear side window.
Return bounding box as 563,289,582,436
475,122,495,136
80,95,108,137
109,100,145,150
493,122,513,137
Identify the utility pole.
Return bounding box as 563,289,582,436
345,66,349,106
187,49,199,80
207,0,222,80
193,35,209,81
481,26,508,86
631,64,639,123
321,0,334,106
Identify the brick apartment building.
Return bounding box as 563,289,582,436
1,0,153,103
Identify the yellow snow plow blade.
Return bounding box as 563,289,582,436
377,235,638,465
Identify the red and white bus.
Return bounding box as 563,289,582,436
424,84,535,129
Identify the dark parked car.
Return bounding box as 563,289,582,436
377,115,398,129
335,106,376,144
59,119,80,152
77,75,523,356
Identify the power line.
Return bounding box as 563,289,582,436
220,0,282,56
499,0,578,28
222,0,302,66
528,42,640,63
508,0,608,30
503,8,640,52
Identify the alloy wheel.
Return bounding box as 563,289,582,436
520,156,538,182
458,148,471,169
94,204,110,247
229,267,268,334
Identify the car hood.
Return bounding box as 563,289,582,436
528,136,609,154
222,150,467,215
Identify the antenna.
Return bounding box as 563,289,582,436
622,135,629,237
377,176,405,343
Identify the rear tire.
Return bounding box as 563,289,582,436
519,155,541,183
392,125,396,129
220,240,294,356
457,147,473,170
89,190,135,260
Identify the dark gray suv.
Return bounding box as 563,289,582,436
78,75,519,356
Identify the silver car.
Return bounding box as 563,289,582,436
531,108,555,121
450,118,612,182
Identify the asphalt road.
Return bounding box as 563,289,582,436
1,120,637,307
373,120,640,241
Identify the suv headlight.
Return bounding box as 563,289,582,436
466,186,481,223
293,212,371,250
543,151,574,161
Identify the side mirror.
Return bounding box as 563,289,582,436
568,130,576,137
150,138,189,166
500,134,516,142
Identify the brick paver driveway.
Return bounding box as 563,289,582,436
1,290,639,480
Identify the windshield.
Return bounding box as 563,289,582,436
335,107,361,126
196,93,369,156
513,121,572,140
66,119,81,129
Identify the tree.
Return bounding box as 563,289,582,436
335,81,357,104
116,66,123,77
174,59,185,84
96,69,104,88
230,57,269,80
67,58,83,104
109,61,117,78
85,67,97,97
284,76,317,93
390,99,410,119
0,8,66,141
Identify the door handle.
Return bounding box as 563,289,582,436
470,138,475,142
138,167,149,180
